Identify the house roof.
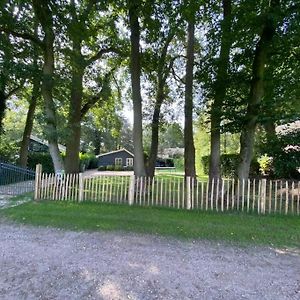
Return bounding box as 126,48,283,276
97,148,134,158
30,135,66,152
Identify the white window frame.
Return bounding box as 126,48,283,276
115,157,122,166
126,158,133,166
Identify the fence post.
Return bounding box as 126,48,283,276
128,175,135,205
34,164,42,201
261,179,267,214
186,176,191,210
78,173,84,202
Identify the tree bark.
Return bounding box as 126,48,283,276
19,75,40,167
147,91,163,178
146,32,174,178
209,0,232,180
128,0,146,177
0,90,6,133
184,15,196,178
65,32,84,173
19,21,40,168
237,0,278,180
33,0,64,173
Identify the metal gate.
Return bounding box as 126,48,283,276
0,161,35,196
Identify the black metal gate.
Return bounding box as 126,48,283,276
0,161,35,196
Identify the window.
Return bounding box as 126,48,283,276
115,158,122,166
126,158,133,166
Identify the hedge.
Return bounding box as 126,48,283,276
201,154,260,178
28,152,98,173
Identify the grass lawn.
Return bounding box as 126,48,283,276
1,198,299,248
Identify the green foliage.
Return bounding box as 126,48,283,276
97,164,134,171
201,154,259,178
79,153,98,171
257,154,273,176
28,152,54,173
0,136,18,163
257,126,300,179
106,165,115,171
28,152,98,173
173,157,184,171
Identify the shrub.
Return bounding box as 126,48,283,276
123,165,134,171
258,154,273,176
79,153,98,171
97,165,106,171
173,157,184,171
0,136,18,163
114,165,124,171
28,152,54,173
201,154,259,178
106,165,114,171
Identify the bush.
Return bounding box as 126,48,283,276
257,128,300,179
0,136,18,163
123,165,134,171
114,165,124,171
173,157,184,171
88,155,98,169
201,154,259,178
258,154,273,176
28,152,54,173
106,165,114,171
28,152,98,173
97,165,106,171
79,153,98,171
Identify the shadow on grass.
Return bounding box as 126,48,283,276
1,199,299,248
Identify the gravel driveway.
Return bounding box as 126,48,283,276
0,222,299,300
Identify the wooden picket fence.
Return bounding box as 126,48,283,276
34,166,300,215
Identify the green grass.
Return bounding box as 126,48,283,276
1,198,299,248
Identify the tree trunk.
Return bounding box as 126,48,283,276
65,35,84,173
65,71,83,173
264,121,276,143
209,0,232,180
0,90,6,133
128,0,146,177
19,22,40,168
33,0,64,173
147,92,163,178
237,0,278,180
146,30,175,178
19,76,40,167
184,16,196,178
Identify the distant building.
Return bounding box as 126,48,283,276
97,148,175,169
97,149,134,168
158,147,184,159
29,135,66,153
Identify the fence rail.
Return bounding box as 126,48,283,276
0,161,35,195
34,166,300,216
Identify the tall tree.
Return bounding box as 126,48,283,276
19,22,41,168
63,1,123,173
209,0,232,180
236,0,279,180
31,0,64,172
128,0,146,177
0,33,25,133
184,2,196,178
146,31,176,177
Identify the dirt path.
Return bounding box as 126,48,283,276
0,223,299,300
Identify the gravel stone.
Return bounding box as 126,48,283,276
0,222,299,299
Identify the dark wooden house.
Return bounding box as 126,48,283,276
29,135,66,153
97,149,134,168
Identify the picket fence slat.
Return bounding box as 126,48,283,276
36,171,299,216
